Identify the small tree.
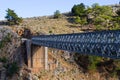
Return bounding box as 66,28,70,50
71,3,86,17
74,16,87,26
5,8,22,25
54,10,61,18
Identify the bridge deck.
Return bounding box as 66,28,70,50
32,30,120,59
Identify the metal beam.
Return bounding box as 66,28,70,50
32,30,120,59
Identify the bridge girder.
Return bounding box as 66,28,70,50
32,30,120,59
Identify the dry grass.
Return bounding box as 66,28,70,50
20,15,83,34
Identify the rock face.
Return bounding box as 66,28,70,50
0,27,21,62
0,27,23,80
0,62,6,80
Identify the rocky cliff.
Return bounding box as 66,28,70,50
0,27,21,61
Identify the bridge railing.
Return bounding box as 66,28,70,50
32,30,120,59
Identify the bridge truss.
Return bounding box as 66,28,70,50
32,30,120,59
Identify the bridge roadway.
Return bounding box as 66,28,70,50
31,30,120,59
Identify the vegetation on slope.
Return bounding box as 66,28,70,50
71,3,120,30
70,3,120,78
18,3,120,78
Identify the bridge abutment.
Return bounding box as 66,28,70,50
26,39,48,73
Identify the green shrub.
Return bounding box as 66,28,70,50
74,16,81,24
110,71,117,78
95,25,104,30
94,17,104,25
49,30,52,33
5,62,19,77
0,57,8,63
0,33,11,49
4,33,11,42
54,10,61,18
0,41,5,49
74,16,87,25
88,55,102,71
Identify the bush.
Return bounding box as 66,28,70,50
5,62,19,77
49,30,52,33
74,16,87,25
4,33,12,42
74,16,81,24
94,17,104,25
54,10,61,18
0,33,12,49
88,55,102,71
95,25,104,30
0,57,8,63
0,41,5,49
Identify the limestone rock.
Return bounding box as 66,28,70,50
0,27,21,61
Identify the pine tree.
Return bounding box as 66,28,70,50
5,8,22,25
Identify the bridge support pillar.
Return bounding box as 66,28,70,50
26,40,32,68
45,47,48,70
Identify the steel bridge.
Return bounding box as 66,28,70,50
31,30,120,59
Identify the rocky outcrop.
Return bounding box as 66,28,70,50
0,62,6,80
0,27,21,61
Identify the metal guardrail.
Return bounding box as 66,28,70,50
32,30,120,59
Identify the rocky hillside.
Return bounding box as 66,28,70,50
0,27,22,80
18,14,85,35
17,14,120,80
0,27,21,60
0,12,120,80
